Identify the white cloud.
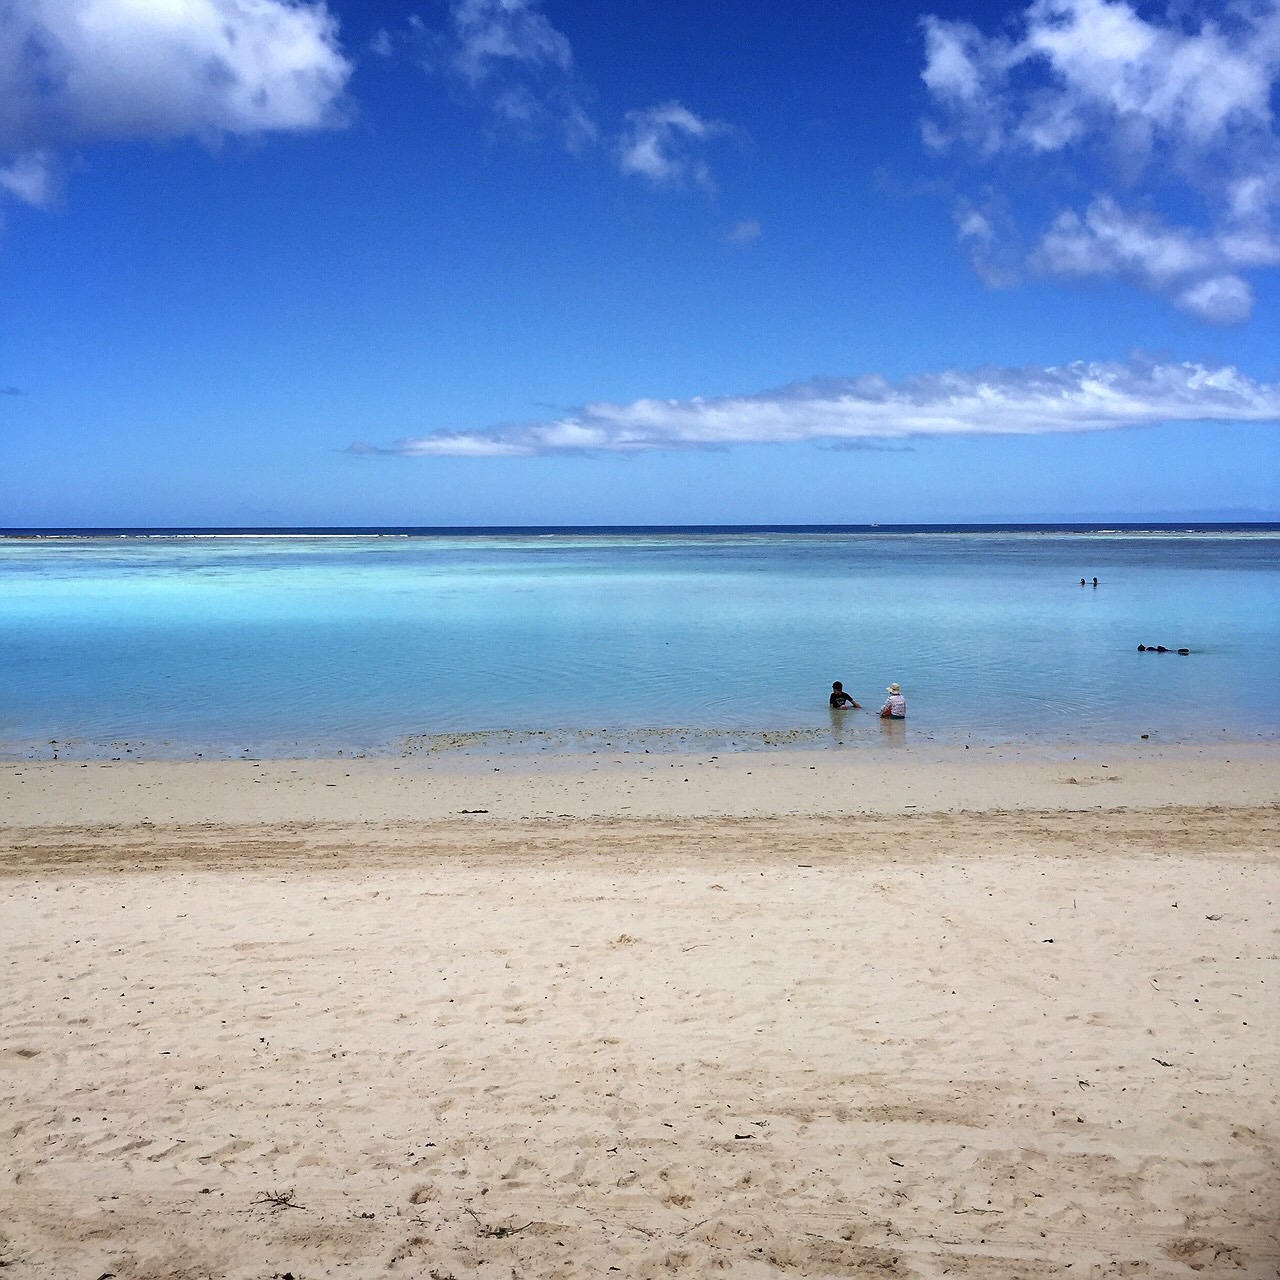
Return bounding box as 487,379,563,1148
724,217,761,246
0,0,350,150
920,16,1010,154
0,150,56,206
402,3,731,185
1175,274,1255,325
953,194,1021,287
451,0,572,85
350,359,1280,457
428,0,596,150
0,0,350,212
1031,194,1280,320
921,0,1280,321
617,101,730,189
924,0,1280,159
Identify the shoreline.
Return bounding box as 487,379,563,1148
4,720,1277,766
4,738,1277,827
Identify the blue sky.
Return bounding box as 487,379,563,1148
1,0,1278,526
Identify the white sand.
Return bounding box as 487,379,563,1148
1,744,1278,1278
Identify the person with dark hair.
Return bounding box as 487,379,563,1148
829,681,859,709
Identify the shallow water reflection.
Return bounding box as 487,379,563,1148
1,531,1277,757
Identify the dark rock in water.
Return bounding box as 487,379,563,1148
1137,644,1146,651
1178,647,1189,655
1156,645,1168,652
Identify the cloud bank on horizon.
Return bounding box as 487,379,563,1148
0,0,350,206
923,0,1280,323
349,360,1280,458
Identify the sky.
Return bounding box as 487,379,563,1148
1,0,1279,526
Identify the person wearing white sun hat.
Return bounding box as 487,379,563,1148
879,683,906,719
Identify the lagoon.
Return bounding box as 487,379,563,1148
2,528,1276,758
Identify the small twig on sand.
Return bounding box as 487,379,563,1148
252,1188,307,1211
676,1216,713,1237
464,1207,533,1238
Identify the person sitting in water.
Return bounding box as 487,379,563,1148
879,683,906,719
830,681,860,708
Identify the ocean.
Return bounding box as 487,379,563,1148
2,527,1277,758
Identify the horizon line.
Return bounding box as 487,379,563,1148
4,520,1279,539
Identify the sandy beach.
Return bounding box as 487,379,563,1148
2,742,1278,1278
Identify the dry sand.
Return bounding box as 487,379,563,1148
1,743,1278,1279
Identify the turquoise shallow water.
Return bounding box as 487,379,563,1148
1,531,1277,757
